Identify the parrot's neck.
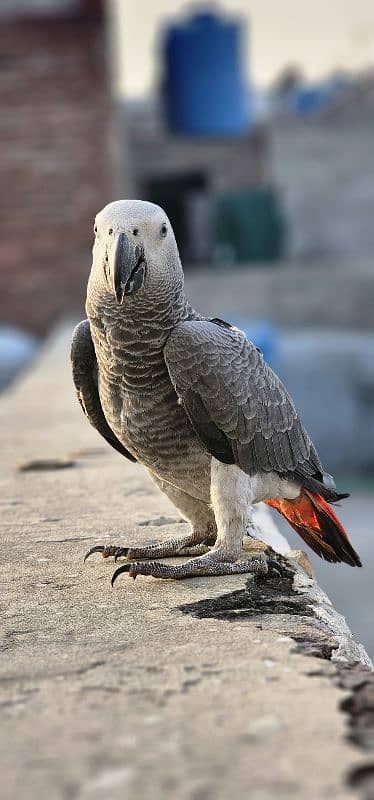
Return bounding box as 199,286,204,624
87,279,194,337
86,283,199,387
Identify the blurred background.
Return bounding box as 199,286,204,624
0,0,373,653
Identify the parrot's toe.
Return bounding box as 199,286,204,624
262,557,284,582
111,560,179,585
84,544,129,563
256,552,294,583
110,554,272,584
84,534,213,565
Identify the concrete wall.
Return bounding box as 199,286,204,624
272,119,374,260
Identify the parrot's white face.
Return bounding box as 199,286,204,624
90,199,183,304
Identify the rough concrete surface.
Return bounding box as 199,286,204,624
1,327,372,800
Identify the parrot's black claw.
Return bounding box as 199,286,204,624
84,544,129,563
84,544,105,562
259,556,286,582
268,559,284,581
111,563,132,586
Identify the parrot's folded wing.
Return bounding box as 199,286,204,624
71,319,136,462
164,320,332,493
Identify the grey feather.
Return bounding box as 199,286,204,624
71,319,136,462
164,320,324,482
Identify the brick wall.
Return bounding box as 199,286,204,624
0,11,112,335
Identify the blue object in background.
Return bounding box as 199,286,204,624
0,325,38,391
289,87,330,115
230,319,278,367
162,11,250,136
288,79,344,116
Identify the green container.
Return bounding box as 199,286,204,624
214,187,287,264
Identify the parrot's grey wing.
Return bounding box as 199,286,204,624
71,320,136,462
164,320,324,483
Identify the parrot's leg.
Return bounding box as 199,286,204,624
110,461,282,582
84,484,217,563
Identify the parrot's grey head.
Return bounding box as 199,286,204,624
90,199,183,305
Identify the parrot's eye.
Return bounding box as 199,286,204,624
160,223,167,238
108,228,113,235
133,228,139,236
94,225,97,234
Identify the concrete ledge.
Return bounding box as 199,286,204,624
1,326,373,800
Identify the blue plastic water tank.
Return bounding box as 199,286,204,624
162,11,249,136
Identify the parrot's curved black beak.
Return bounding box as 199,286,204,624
113,232,146,304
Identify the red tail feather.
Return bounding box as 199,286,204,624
266,489,361,567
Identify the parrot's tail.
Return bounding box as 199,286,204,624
266,489,362,567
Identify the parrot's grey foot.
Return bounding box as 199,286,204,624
173,543,212,557
111,550,281,584
84,544,131,563
84,534,215,564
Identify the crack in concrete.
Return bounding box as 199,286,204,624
0,659,106,685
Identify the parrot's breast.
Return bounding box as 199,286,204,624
91,320,211,500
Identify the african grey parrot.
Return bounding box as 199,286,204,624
71,199,361,585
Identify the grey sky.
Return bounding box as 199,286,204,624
112,0,374,96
